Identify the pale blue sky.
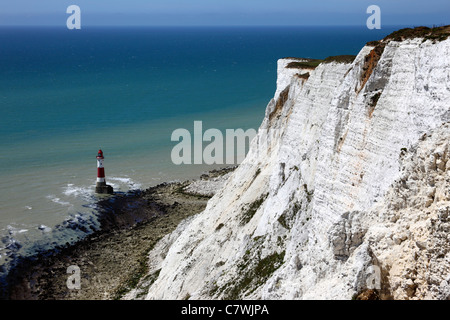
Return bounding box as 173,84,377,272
0,0,449,26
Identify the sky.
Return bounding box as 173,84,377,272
0,0,449,27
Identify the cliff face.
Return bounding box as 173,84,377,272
131,34,450,300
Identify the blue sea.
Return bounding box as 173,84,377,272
0,26,398,270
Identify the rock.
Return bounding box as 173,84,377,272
181,169,234,197
393,233,408,245
355,289,380,300
415,241,427,250
135,32,450,300
404,279,417,297
38,225,52,233
439,280,450,300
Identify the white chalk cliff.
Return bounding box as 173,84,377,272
129,28,450,300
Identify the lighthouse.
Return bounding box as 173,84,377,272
95,149,114,194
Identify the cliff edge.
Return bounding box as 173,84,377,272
128,27,450,300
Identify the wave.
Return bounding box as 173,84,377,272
63,184,93,200
46,195,73,207
107,176,142,190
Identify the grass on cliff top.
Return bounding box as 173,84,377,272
367,25,450,45
322,55,357,64
385,25,450,42
285,55,356,69
286,59,323,69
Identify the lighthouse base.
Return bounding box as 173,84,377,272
95,182,114,195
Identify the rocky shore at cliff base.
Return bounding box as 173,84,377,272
1,166,234,300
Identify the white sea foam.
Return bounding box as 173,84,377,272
108,177,132,183
63,184,93,199
108,176,142,190
6,225,29,235
46,195,72,207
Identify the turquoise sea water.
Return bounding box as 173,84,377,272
0,26,398,269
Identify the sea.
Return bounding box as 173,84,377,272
0,25,398,272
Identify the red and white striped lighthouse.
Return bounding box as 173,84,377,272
95,149,114,194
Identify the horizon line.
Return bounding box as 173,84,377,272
0,23,423,28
